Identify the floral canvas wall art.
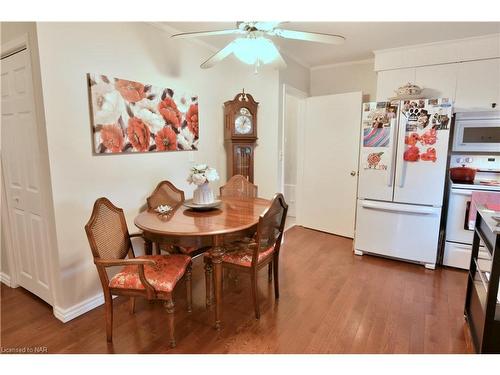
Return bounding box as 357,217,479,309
88,73,199,154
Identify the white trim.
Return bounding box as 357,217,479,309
373,33,500,55
311,58,374,71
53,293,116,323
1,272,12,287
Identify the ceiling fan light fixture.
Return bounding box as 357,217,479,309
233,37,280,65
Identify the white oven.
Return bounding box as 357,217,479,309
444,186,493,269
453,111,500,152
444,152,500,269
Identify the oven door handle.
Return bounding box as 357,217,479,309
464,200,472,231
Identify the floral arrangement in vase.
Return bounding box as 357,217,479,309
187,164,219,204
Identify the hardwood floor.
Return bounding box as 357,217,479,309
0,226,473,354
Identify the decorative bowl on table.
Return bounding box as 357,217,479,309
154,204,173,215
183,199,222,211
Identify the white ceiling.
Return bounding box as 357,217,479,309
164,22,500,67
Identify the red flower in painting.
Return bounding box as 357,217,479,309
127,117,150,152
158,97,182,129
186,103,199,137
155,126,178,151
100,124,124,152
115,79,146,103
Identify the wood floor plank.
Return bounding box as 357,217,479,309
0,226,473,353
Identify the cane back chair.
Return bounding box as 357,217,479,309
85,197,192,348
204,193,288,319
146,180,207,257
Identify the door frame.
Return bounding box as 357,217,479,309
279,84,307,223
1,33,58,306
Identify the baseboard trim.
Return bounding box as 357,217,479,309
53,292,107,323
0,271,11,287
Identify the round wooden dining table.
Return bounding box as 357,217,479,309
134,197,271,329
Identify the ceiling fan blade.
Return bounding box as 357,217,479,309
200,41,236,69
171,29,244,39
271,29,345,44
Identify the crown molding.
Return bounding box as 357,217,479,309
311,58,374,71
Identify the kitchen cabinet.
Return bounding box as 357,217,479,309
376,68,415,101
455,58,500,111
415,63,459,101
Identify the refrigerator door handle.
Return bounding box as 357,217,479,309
361,200,438,215
397,115,406,188
386,118,398,187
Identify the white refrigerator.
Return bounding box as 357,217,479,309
354,98,453,268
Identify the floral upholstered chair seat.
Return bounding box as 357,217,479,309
204,241,275,267
109,255,191,292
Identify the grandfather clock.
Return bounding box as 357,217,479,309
224,90,258,183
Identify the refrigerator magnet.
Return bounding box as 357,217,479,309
364,151,387,170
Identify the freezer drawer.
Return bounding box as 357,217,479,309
443,241,490,270
354,199,442,265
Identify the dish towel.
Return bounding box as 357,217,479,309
468,191,500,229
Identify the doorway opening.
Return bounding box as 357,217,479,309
280,85,307,230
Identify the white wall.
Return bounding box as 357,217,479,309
279,57,310,95
34,22,280,312
310,60,377,102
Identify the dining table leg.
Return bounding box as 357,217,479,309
211,235,224,330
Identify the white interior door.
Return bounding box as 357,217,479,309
1,49,53,304
299,92,362,238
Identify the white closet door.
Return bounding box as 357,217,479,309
1,49,52,304
300,92,362,238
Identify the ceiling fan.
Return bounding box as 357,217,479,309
171,21,345,69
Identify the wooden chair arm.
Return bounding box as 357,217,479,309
129,232,144,238
95,258,156,267
96,258,157,298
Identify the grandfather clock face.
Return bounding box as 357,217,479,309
234,108,253,135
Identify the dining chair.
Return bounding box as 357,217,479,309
219,174,258,198
146,180,206,258
204,193,288,319
85,197,192,348
215,174,265,294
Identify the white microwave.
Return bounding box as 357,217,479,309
453,111,500,152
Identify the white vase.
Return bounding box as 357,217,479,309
193,183,214,204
